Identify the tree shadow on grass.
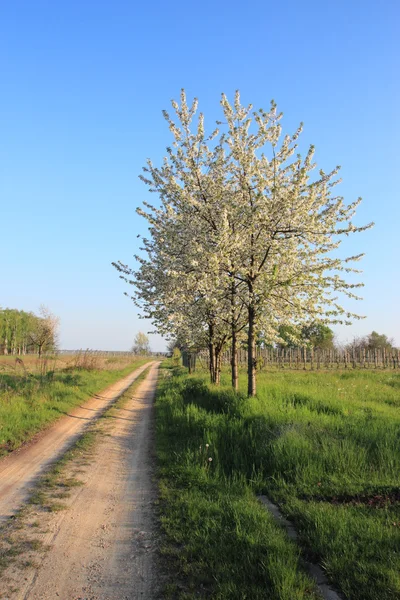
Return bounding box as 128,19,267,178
181,378,245,416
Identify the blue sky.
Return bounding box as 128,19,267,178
1,0,399,350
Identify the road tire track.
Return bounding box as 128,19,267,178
0,361,153,523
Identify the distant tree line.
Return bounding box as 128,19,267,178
275,325,397,352
344,331,396,352
0,306,59,356
173,323,397,354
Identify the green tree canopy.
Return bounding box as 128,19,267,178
367,331,394,350
278,323,334,350
0,306,58,355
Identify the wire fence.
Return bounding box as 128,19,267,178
197,347,400,370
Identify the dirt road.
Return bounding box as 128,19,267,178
0,361,161,600
0,361,153,523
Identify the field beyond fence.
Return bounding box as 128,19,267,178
197,347,400,370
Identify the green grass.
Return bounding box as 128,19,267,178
156,364,400,599
0,357,151,455
156,364,320,599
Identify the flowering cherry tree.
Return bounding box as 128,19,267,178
114,90,373,396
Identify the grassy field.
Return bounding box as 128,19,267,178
0,353,151,456
0,352,139,374
156,363,400,599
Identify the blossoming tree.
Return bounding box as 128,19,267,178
114,90,373,396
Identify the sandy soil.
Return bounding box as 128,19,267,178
0,362,153,523
0,362,161,600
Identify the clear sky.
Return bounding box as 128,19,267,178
1,0,399,351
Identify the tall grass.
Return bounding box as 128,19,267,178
157,365,400,599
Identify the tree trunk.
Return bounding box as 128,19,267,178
247,233,257,396
11,326,17,355
231,327,238,391
230,276,239,391
215,348,222,386
187,353,196,374
247,303,257,396
209,323,216,384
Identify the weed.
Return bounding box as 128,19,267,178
46,502,67,512
23,539,43,552
28,491,46,506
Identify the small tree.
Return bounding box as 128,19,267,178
345,335,368,352
367,331,394,351
301,323,335,350
132,332,151,355
277,323,334,350
29,305,59,357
